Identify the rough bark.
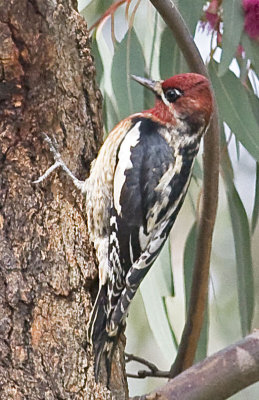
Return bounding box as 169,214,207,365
0,0,127,399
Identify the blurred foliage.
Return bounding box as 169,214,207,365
80,0,259,397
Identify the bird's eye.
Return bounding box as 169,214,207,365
164,88,182,103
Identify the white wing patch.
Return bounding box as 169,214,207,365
139,226,150,251
113,122,141,215
146,162,175,233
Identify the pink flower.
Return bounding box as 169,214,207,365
205,0,221,31
242,0,259,39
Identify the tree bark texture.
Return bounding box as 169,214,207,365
0,0,127,398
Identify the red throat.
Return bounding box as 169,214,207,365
143,99,176,125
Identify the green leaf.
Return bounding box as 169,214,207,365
248,89,259,127
219,0,244,77
183,223,197,313
241,33,259,76
250,39,259,76
227,187,254,336
111,29,145,120
192,159,203,181
91,37,103,86
183,223,208,362
252,162,259,233
209,61,259,161
80,0,113,28
177,0,205,36
159,26,188,79
221,139,255,336
195,303,209,362
103,91,119,134
140,239,176,362
78,0,93,13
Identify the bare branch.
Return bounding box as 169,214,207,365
127,370,169,379
131,331,259,400
149,0,220,376
126,353,169,379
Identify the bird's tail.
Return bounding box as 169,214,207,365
87,285,115,383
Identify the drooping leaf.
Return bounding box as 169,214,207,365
183,223,197,313
80,0,114,28
192,159,203,181
252,162,259,233
177,0,205,36
132,0,156,63
111,29,145,120
221,136,255,336
103,91,119,134
94,20,114,88
91,37,104,86
159,26,188,79
242,32,259,77
140,239,176,362
183,222,208,362
250,39,259,76
195,303,209,363
248,88,259,127
209,61,259,161
219,0,243,77
162,297,178,349
227,186,254,336
78,0,94,13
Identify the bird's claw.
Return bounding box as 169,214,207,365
42,133,61,162
33,133,63,184
33,132,87,193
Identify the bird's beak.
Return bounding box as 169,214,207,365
131,75,163,97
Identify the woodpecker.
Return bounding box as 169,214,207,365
34,73,213,384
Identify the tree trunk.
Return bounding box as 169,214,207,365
0,0,127,398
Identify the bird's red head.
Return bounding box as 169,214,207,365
132,73,213,131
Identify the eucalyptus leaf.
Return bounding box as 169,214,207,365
241,33,259,77
183,222,208,362
177,0,205,36
159,26,188,79
78,0,93,13
91,37,103,86
111,29,145,120
227,186,254,336
140,239,176,362
219,0,243,77
221,140,254,336
80,0,113,28
248,88,259,127
251,38,259,76
183,223,197,313
103,91,119,135
209,61,259,161
192,159,203,181
252,162,259,233
195,303,209,362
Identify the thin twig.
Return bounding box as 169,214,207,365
125,352,159,372
149,0,220,378
125,352,170,379
127,370,170,379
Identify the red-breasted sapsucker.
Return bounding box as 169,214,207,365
34,73,213,384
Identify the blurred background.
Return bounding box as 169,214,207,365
79,0,259,397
